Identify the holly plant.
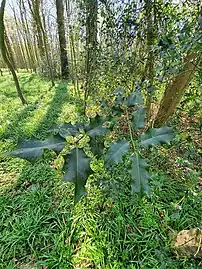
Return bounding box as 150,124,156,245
8,88,174,203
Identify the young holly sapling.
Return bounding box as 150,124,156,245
8,88,174,203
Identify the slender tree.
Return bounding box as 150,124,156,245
0,0,27,105
27,0,55,86
65,0,80,96
4,30,17,70
27,0,45,58
145,0,155,117
56,0,69,79
84,0,98,109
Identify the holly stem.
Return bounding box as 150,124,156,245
126,108,136,152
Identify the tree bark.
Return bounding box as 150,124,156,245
41,8,55,86
84,0,98,109
0,0,27,105
4,30,17,70
27,0,45,57
154,53,198,127
56,0,69,79
27,0,55,86
145,0,155,118
65,0,80,96
18,0,37,71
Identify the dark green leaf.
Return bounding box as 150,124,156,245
132,107,146,130
130,154,150,195
114,87,125,96
100,98,109,109
111,105,124,116
50,123,79,137
125,91,143,107
89,136,105,157
105,140,129,166
114,95,124,106
8,135,66,161
86,115,109,137
104,115,119,130
63,148,93,202
140,126,174,147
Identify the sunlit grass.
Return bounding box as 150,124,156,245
0,73,201,268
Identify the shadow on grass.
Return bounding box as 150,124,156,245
32,81,70,139
1,73,48,99
1,81,70,141
0,80,75,267
1,104,38,140
20,73,36,85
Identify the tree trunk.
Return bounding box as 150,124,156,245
27,0,55,86
13,14,28,71
145,0,155,118
65,0,80,96
56,0,69,79
84,0,98,110
19,1,37,71
27,0,45,58
41,8,55,86
0,0,27,105
154,53,198,127
4,30,17,70
69,26,80,97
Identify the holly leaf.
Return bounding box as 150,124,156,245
8,135,66,161
63,148,93,203
86,115,109,137
140,126,174,147
105,140,129,166
114,95,124,106
132,107,146,130
104,115,119,130
113,87,125,96
125,90,143,107
89,136,105,157
50,123,79,137
111,105,124,116
130,154,150,195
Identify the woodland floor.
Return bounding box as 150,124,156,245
0,73,202,269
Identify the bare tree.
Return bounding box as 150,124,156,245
0,0,27,105
84,0,98,110
27,0,54,86
56,0,69,79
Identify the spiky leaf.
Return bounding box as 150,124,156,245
140,126,174,147
114,95,124,106
8,135,66,161
105,140,129,166
114,87,125,96
63,148,93,202
86,115,109,137
111,105,124,116
104,115,119,130
125,91,143,107
132,107,146,130
100,98,109,109
130,154,150,195
89,136,105,157
50,123,79,137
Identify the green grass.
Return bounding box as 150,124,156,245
0,73,202,268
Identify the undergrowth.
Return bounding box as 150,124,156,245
0,73,201,269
